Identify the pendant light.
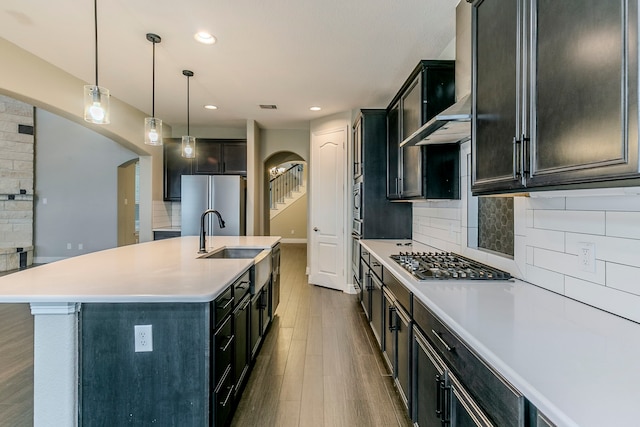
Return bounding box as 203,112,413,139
144,33,163,146
181,70,196,158
83,0,110,124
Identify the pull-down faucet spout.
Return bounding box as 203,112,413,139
198,209,226,253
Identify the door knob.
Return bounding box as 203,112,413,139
313,227,319,232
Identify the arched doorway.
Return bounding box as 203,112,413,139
117,159,140,246
263,152,307,242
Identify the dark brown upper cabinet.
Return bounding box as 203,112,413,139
163,138,247,201
472,0,640,195
386,60,458,200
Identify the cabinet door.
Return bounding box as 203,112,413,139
387,102,401,199
260,284,271,335
448,372,493,426
233,296,250,395
250,293,262,360
396,305,411,409
528,0,639,186
163,138,193,201
472,0,524,194
353,116,363,179
222,142,247,175
361,266,371,320
195,140,222,174
413,327,444,427
400,76,423,198
382,290,396,374
369,273,383,348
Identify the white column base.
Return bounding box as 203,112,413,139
30,302,80,427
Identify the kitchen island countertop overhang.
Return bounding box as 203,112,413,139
0,235,281,303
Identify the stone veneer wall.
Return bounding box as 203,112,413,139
0,95,34,271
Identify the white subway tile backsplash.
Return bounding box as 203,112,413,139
527,228,565,253
525,264,565,294
606,262,640,296
567,195,640,211
566,233,640,268
527,197,566,210
606,211,640,239
534,210,605,235
534,247,606,285
565,276,640,324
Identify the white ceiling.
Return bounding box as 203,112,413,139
1,0,457,130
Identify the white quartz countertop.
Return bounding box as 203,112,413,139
361,239,640,427
0,236,280,303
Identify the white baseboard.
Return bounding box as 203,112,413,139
345,283,359,294
279,238,307,244
33,256,66,264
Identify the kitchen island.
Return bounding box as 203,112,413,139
362,239,640,427
0,235,280,427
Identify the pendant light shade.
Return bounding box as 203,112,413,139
83,0,110,124
144,33,163,146
181,70,196,158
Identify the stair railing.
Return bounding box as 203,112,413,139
269,164,304,210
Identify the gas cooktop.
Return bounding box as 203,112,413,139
390,252,511,281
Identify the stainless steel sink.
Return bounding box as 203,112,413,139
202,248,264,259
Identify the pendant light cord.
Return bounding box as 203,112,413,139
152,40,156,118
94,0,99,86
186,75,190,135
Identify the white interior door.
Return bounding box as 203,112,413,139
309,127,346,291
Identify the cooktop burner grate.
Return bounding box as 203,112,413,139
390,252,511,281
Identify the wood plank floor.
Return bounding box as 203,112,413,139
231,244,412,427
0,244,411,427
0,302,33,427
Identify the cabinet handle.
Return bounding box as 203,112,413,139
220,334,235,352
217,297,233,311
371,261,380,267
522,134,530,178
431,329,453,352
435,374,443,418
236,280,249,291
388,306,397,332
219,384,234,407
441,379,451,426
512,136,521,179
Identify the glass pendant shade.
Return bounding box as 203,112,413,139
182,135,196,158
144,117,163,146
83,85,110,124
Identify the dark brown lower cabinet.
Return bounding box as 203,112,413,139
80,264,275,426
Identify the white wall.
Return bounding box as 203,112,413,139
412,141,640,324
35,109,137,262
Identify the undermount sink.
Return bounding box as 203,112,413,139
202,247,264,259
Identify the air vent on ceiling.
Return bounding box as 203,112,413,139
259,104,278,110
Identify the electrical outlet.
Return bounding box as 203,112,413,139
66,243,72,250
134,325,153,352
78,243,83,250
290,229,295,234
578,242,596,273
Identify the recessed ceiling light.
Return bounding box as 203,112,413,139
204,104,218,110
194,32,216,45
309,106,322,111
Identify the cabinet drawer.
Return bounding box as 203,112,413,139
213,366,234,427
383,267,411,313
233,270,251,304
213,286,234,328
369,256,383,280
413,298,525,427
214,314,234,388
361,247,371,267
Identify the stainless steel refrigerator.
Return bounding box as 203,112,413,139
181,175,246,236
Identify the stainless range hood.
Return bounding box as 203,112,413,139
399,94,471,147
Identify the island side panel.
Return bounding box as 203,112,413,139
79,303,210,426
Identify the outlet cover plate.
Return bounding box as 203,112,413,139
578,242,596,273
134,324,153,352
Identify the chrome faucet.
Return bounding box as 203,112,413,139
198,209,226,253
